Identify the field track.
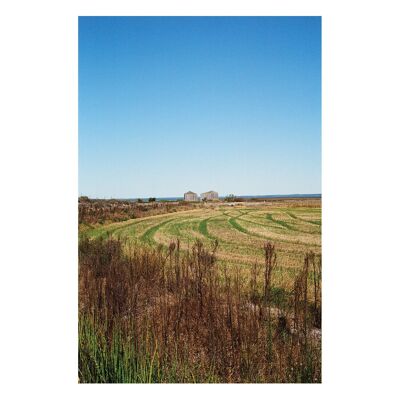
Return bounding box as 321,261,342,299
82,203,321,274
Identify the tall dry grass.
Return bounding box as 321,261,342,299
78,198,199,225
79,236,321,383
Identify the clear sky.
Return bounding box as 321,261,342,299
79,17,321,198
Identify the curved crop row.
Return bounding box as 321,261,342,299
266,213,297,231
81,206,321,271
140,219,173,245
286,211,321,226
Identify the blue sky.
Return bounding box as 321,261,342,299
79,17,321,198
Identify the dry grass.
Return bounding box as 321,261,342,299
79,236,321,383
79,198,200,226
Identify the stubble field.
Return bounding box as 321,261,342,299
82,199,321,280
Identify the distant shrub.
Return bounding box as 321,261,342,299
224,194,244,202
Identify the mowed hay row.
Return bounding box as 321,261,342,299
245,209,321,234
285,209,321,224
138,212,213,248
237,218,321,247
87,210,187,243
153,213,219,247
81,205,321,274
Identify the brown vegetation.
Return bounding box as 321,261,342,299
79,236,321,383
78,198,199,226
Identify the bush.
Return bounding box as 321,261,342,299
79,196,90,202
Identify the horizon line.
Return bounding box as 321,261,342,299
80,193,322,200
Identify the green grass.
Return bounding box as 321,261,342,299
227,216,265,239
79,316,220,383
198,217,217,241
266,213,297,231
140,219,173,245
286,211,321,226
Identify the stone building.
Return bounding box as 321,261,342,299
200,190,219,201
183,191,198,202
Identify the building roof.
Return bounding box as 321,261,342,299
185,191,197,195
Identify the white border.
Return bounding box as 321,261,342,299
1,1,399,399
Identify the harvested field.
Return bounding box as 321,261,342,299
79,198,321,383
81,200,321,278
